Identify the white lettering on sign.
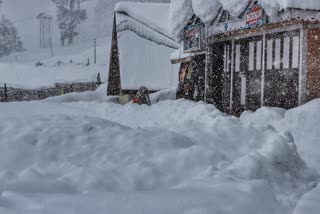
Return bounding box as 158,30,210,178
246,4,263,27
247,10,262,22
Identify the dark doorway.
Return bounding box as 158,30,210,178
209,42,227,112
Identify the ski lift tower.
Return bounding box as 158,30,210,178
37,12,53,50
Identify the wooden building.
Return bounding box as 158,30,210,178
171,15,206,101
174,0,320,115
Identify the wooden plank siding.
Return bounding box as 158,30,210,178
307,28,320,101
206,20,316,115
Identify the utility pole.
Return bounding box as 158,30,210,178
49,17,54,57
94,39,97,64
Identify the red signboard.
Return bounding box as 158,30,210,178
245,4,263,28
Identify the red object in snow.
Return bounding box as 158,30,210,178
132,96,138,103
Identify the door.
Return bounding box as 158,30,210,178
264,31,300,109
233,37,263,113
210,42,229,112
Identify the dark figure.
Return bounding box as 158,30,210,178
132,86,151,106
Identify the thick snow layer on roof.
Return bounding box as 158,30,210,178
169,0,194,41
261,0,320,11
220,0,251,17
115,2,172,37
192,0,222,24
116,13,179,49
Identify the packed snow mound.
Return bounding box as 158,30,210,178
241,99,320,174
45,84,115,103
239,99,320,213
115,2,172,37
276,99,320,173
150,88,177,103
293,185,320,214
0,181,287,214
65,99,318,208
0,96,319,213
0,168,77,194
169,0,194,41
192,0,221,24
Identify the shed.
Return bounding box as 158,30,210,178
107,2,180,97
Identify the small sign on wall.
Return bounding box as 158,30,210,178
183,24,203,53
245,3,263,28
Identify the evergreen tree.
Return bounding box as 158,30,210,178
52,0,87,46
0,16,24,57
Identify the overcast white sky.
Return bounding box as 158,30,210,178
0,0,170,50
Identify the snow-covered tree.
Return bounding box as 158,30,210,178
52,0,87,46
0,16,24,57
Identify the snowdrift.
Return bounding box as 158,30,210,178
0,91,319,213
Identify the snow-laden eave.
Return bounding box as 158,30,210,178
116,12,179,49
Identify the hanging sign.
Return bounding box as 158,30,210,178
245,4,263,28
183,24,202,53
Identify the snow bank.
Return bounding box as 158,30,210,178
0,95,319,212
0,181,287,214
68,99,318,208
241,99,320,174
293,185,320,214
240,99,320,213
45,84,116,103
276,99,320,173
150,88,177,103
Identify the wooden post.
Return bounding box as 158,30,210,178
94,39,97,64
107,13,121,96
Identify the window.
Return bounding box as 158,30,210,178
275,38,281,69
249,42,255,71
256,41,262,70
292,36,300,68
267,39,273,70
241,76,247,105
283,37,290,69
235,44,241,72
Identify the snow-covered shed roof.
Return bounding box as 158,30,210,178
115,2,179,49
170,0,320,41
36,12,53,19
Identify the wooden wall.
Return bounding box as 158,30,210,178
307,28,320,101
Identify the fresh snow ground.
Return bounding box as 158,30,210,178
0,86,319,213
0,38,109,89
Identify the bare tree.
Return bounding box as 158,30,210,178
52,0,87,46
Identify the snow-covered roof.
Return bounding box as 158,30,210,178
261,0,320,11
115,2,178,49
169,0,194,42
170,0,320,41
36,12,53,19
192,0,222,24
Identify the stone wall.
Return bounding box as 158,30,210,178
0,82,98,102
